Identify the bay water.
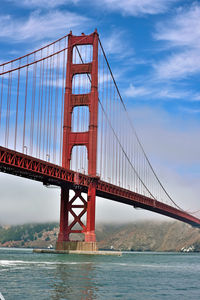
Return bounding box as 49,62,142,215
0,248,200,299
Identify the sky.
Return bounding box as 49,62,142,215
0,0,200,225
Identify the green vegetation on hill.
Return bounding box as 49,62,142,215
0,223,58,244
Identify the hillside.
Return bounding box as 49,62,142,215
1,221,200,251
96,221,200,251
0,223,58,248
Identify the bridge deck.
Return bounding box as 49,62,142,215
0,146,200,228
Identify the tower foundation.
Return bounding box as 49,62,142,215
56,241,98,251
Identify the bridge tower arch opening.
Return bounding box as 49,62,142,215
70,145,88,174
56,30,99,251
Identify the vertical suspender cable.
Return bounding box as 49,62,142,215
23,57,29,153
14,60,21,150
36,50,42,158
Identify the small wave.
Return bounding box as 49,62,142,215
0,260,92,267
101,262,176,269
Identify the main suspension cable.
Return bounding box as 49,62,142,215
98,38,184,211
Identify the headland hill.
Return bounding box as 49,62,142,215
1,221,200,252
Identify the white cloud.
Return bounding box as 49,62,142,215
125,84,150,97
194,94,200,101
94,0,177,16
100,30,134,59
154,3,200,79
7,0,177,16
157,88,184,99
7,0,79,9
180,107,200,114
154,49,200,79
155,3,200,48
0,10,90,43
124,83,192,100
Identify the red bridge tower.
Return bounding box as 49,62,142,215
56,30,99,251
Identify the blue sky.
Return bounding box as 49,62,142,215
0,0,199,116
0,0,200,224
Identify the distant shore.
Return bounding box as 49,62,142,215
1,221,200,252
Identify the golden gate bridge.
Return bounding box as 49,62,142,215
0,30,199,251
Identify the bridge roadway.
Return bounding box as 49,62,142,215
0,146,200,228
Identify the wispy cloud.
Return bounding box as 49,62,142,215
194,94,200,101
179,107,200,114
125,84,150,97
0,10,90,43
154,3,200,79
154,49,200,80
7,0,79,9
93,0,177,16
154,3,200,48
124,83,193,101
100,30,134,59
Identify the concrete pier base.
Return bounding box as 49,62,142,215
56,241,98,252
34,241,122,256
33,249,122,256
